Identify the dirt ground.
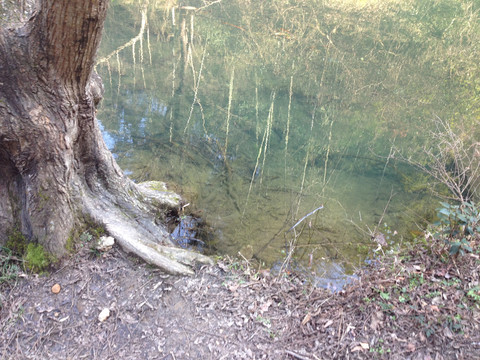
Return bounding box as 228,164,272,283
1,239,480,359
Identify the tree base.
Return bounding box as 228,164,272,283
84,181,213,275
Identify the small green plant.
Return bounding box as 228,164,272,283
255,315,271,327
79,230,103,255
66,218,106,254
268,329,277,339
369,338,390,355
409,273,425,289
446,315,463,333
378,301,393,311
467,286,480,304
397,286,410,304
80,231,94,243
415,315,437,338
425,291,441,298
425,326,436,338
363,296,373,303
434,201,480,256
380,292,390,301
441,277,461,288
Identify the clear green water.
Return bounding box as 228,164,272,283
95,0,479,278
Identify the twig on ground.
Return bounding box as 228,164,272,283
285,349,311,360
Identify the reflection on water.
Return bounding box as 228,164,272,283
313,262,358,293
97,120,116,151
95,0,477,279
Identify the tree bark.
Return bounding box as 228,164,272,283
0,0,211,275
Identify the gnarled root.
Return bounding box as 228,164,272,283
84,181,213,275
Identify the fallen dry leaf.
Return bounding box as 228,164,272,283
345,324,355,335
259,299,272,314
301,313,312,326
419,332,427,343
51,283,61,294
351,343,369,352
370,311,384,331
324,319,333,328
406,343,416,352
390,333,407,342
443,326,454,339
228,283,239,292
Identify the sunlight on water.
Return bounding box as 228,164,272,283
94,0,477,280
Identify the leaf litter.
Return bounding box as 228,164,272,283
1,235,480,359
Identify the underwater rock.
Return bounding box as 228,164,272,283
171,215,206,251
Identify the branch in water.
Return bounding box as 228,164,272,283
287,205,324,233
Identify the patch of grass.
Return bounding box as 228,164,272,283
0,246,22,283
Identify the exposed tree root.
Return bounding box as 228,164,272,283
85,181,213,276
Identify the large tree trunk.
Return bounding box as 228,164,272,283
0,0,211,275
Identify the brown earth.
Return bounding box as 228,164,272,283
1,237,480,359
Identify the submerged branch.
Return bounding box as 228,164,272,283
287,205,324,233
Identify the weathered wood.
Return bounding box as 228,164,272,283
0,0,211,275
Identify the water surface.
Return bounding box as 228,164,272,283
96,0,475,278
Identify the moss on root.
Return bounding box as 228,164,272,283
5,227,57,274
5,228,28,256
23,243,55,273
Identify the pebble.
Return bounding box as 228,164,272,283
98,308,110,322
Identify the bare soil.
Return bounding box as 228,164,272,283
1,238,480,359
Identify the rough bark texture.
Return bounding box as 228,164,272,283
0,0,211,274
